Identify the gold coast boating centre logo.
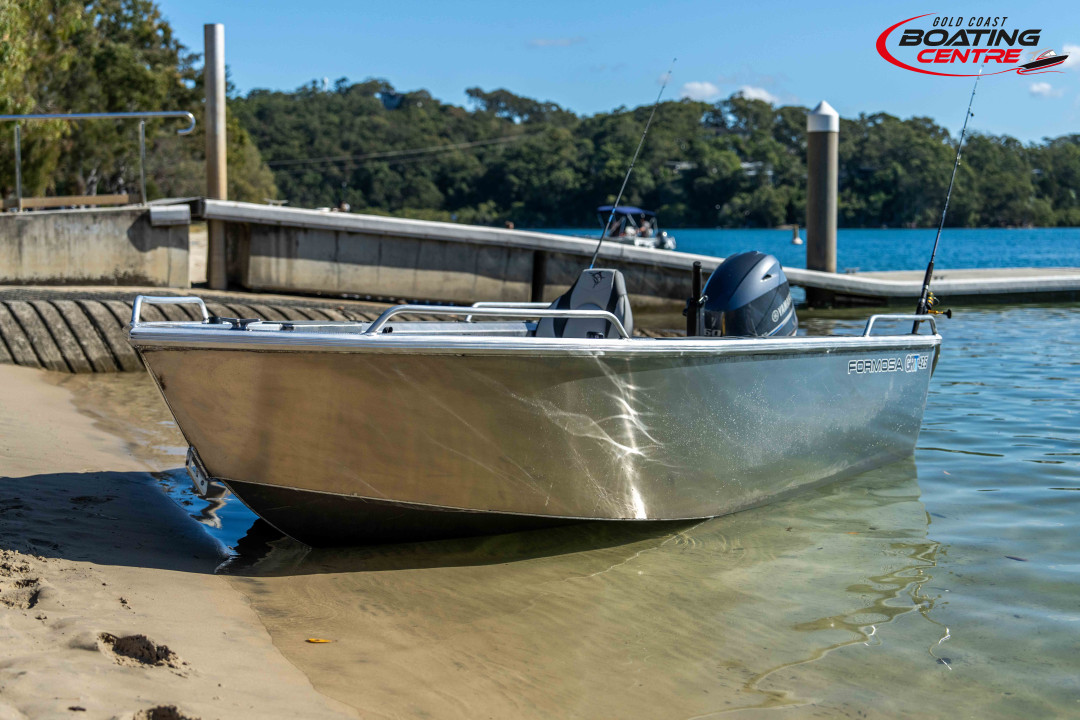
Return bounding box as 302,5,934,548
877,14,1068,77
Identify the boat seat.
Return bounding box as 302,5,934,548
535,268,633,339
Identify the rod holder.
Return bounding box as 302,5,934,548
685,261,705,337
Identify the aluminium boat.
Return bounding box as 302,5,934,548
127,253,940,546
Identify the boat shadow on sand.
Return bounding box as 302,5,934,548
0,468,693,576
0,470,225,574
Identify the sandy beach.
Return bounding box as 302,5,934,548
0,363,354,720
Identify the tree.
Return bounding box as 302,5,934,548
1,0,276,202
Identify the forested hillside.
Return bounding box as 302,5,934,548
2,1,1077,227
235,81,1080,228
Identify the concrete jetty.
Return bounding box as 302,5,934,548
194,199,1080,307
2,200,1078,307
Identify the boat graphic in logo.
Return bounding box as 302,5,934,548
1018,48,1069,72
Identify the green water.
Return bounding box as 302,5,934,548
184,304,1076,718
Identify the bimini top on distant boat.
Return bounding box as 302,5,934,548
597,205,675,250
1020,49,1069,72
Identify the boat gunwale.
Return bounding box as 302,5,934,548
128,322,941,357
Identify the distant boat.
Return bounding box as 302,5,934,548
1020,49,1069,72
597,205,676,250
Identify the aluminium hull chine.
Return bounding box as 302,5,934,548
129,326,940,545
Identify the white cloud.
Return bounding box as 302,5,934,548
528,37,585,48
735,85,780,105
1029,81,1063,98
1062,44,1080,70
680,81,720,101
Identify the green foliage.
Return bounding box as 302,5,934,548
0,0,276,202
237,79,1080,228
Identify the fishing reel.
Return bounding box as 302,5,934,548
926,291,953,319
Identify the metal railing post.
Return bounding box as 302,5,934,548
138,119,147,204
14,124,22,211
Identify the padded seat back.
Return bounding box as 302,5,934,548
535,268,633,339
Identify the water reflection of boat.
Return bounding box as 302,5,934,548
127,253,939,547
221,459,945,718
597,205,676,250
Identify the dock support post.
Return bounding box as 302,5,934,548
13,124,22,211
204,23,228,290
138,120,147,205
806,100,838,307
530,250,548,302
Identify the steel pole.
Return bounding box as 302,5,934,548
204,23,228,289
806,101,838,307
14,124,22,211
139,120,147,204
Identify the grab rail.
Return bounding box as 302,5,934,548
130,295,210,326
467,300,550,322
863,314,938,336
364,304,631,338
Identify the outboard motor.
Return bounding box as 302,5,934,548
702,251,797,337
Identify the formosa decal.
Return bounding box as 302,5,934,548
877,14,1068,78
847,354,929,375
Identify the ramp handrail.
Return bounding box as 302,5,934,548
2,111,197,209
131,295,210,326
863,314,938,336
365,304,631,338
0,111,197,134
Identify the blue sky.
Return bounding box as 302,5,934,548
158,0,1079,142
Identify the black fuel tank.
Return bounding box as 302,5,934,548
702,251,797,337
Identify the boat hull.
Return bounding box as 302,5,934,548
134,331,939,545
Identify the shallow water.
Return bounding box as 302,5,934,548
61,303,1080,718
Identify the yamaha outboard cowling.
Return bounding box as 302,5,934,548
702,251,797,337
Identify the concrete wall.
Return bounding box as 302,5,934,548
0,206,189,287
203,201,696,306
197,201,1080,307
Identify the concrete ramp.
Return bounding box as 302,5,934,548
0,289,390,374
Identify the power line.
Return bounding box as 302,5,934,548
266,134,534,169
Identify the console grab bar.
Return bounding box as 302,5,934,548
365,304,631,338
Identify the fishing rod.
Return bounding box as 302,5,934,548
588,58,676,269
913,67,981,332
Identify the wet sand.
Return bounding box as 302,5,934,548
0,364,354,719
